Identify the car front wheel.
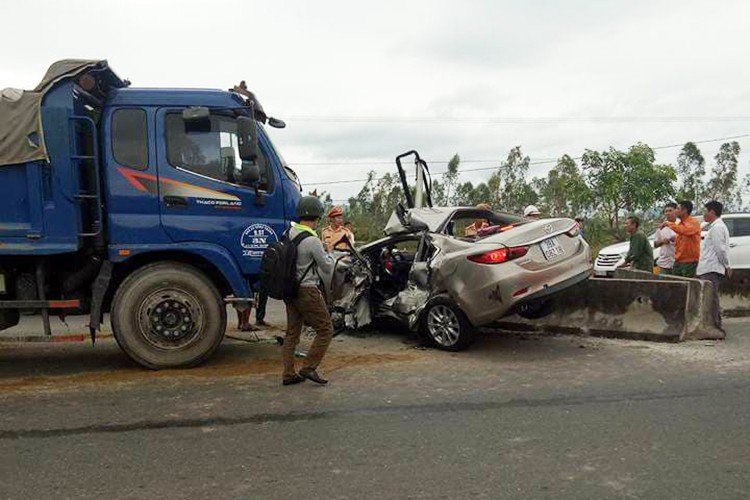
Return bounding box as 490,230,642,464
420,297,476,351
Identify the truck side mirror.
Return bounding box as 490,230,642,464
240,161,261,185
237,116,259,161
268,117,286,129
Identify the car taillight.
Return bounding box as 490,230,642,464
467,246,529,264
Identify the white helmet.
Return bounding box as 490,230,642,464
523,205,541,217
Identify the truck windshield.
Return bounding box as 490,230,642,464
261,125,301,190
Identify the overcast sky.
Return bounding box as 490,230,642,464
3,0,749,203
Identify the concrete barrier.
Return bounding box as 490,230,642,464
497,274,724,342
615,268,749,319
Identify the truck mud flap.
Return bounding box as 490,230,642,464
88,260,113,344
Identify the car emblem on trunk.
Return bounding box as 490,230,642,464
544,224,553,234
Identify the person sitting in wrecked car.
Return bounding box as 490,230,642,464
464,203,493,237
322,206,354,252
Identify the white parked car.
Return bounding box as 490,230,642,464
594,213,750,276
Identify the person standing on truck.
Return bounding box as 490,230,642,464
322,206,354,252
654,202,678,274
282,196,335,386
617,216,653,272
697,200,731,331
661,200,701,278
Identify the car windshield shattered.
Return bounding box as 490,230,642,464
328,151,593,351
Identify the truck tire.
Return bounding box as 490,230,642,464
419,297,476,352
111,262,226,369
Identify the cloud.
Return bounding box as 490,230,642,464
2,0,749,204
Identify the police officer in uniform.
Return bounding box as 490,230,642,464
322,206,355,252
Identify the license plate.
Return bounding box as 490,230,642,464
540,236,565,260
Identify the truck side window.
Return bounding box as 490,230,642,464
112,109,149,170
165,113,273,191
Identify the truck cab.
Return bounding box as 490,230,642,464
0,60,302,368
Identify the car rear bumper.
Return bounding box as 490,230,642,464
449,240,592,326
507,269,591,314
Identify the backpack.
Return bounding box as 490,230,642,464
259,231,313,300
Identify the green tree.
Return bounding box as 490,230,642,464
706,141,742,208
345,170,404,242
441,154,461,205
535,155,592,217
675,142,706,203
583,143,676,231
491,146,539,213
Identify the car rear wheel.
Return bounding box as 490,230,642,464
420,297,475,351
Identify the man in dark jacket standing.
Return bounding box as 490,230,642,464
281,196,335,386
618,216,654,272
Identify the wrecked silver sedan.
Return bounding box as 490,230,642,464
330,155,593,351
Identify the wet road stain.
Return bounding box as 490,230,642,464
0,352,419,395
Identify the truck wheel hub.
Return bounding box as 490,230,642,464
139,291,202,347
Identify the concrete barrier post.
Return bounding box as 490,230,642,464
498,272,725,342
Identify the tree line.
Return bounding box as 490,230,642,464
325,141,749,247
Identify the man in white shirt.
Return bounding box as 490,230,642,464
696,200,731,330
654,202,678,274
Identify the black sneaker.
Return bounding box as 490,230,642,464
282,374,306,386
299,368,328,385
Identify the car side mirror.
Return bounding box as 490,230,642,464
240,161,261,185
237,116,259,161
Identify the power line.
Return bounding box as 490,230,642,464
301,132,750,188
290,158,527,166
287,115,750,124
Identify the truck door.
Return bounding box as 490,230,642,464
155,108,286,277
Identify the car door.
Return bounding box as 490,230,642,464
155,108,286,276
727,217,750,269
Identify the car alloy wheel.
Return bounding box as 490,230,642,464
426,304,461,347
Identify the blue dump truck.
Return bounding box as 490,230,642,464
0,60,302,368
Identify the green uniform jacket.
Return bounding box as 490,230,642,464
626,231,654,272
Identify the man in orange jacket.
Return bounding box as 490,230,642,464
660,200,701,278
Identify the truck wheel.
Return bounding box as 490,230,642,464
111,262,226,369
420,297,476,352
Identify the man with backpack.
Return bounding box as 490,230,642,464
261,196,335,386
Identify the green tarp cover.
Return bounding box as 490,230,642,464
0,59,105,167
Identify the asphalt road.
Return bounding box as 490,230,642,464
1,316,749,500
